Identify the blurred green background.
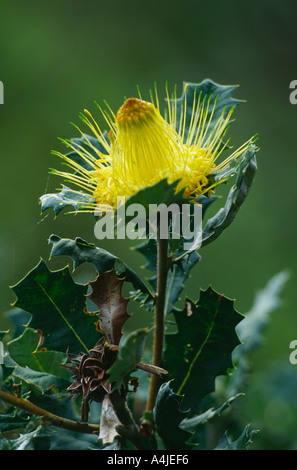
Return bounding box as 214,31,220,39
0,0,296,449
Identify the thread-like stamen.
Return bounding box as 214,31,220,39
181,83,189,144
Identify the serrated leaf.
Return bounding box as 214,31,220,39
41,133,110,215
107,328,147,390
171,79,244,148
165,252,200,316
32,427,101,450
11,259,100,354
163,288,242,413
226,271,290,396
40,185,94,215
87,270,130,346
49,234,152,304
0,410,31,434
0,425,43,450
214,425,257,450
236,270,290,352
179,394,242,433
154,381,191,450
202,145,257,247
7,328,70,379
12,365,69,393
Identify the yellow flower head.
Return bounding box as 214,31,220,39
52,83,253,210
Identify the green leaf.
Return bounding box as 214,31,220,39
197,194,219,219
11,259,100,354
12,365,69,394
107,328,147,390
41,132,110,215
49,234,153,304
124,178,203,259
0,425,43,450
0,410,31,434
163,287,242,413
179,394,243,448
0,331,9,342
7,328,70,379
40,185,94,215
31,427,101,450
154,381,191,450
226,271,290,395
179,394,242,433
214,425,258,450
202,144,257,247
165,253,200,316
62,133,109,171
236,270,290,352
171,79,244,147
123,178,186,221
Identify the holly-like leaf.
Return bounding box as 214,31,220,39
171,79,244,149
163,288,243,413
154,381,191,450
41,133,110,215
202,144,257,247
179,394,242,433
0,426,44,450
236,270,290,353
214,425,258,450
7,328,70,379
226,270,290,396
12,365,69,394
165,253,200,316
40,185,94,215
107,328,147,390
179,394,243,448
87,270,130,346
0,410,31,434
49,235,153,304
11,259,100,354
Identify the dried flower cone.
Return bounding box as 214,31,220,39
64,337,118,422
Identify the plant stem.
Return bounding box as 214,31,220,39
0,389,99,435
109,390,148,450
145,228,170,413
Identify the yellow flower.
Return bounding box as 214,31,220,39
52,83,253,210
